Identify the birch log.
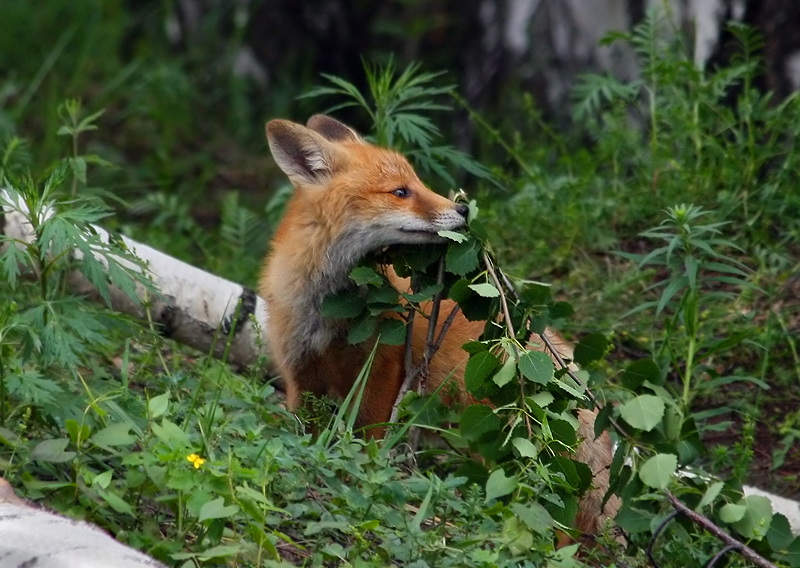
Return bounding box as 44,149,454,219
0,192,270,371
0,477,167,567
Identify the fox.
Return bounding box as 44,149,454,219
259,114,620,538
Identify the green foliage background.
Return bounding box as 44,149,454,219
2,2,800,567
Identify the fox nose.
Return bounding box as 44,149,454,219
454,203,469,217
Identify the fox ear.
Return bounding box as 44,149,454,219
266,120,341,186
306,114,360,143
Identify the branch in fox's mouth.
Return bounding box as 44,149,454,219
482,251,532,439
390,256,449,424
400,228,438,235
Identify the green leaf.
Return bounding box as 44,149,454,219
403,283,443,302
0,237,29,288
366,284,400,306
4,370,62,406
198,545,245,561
512,437,538,458
148,392,170,418
620,394,665,431
93,470,113,489
446,239,480,275
621,358,662,390
502,516,533,556
69,156,87,184
550,455,580,487
485,469,517,502
464,351,500,393
65,419,90,445
696,481,724,512
449,278,493,321
31,438,76,463
460,404,501,441
199,498,240,522
349,266,383,286
518,280,551,306
97,487,135,515
412,483,434,530
518,351,554,385
510,502,554,535
720,503,747,524
321,292,366,319
733,495,772,540
348,314,378,344
492,356,517,387
573,332,608,366
438,229,467,243
638,453,677,489
549,301,574,320
90,423,136,448
378,318,406,345
549,419,578,447
530,391,554,408
151,419,190,448
468,283,500,297
767,513,794,550
656,276,687,314
615,505,653,534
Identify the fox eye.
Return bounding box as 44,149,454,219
391,187,411,198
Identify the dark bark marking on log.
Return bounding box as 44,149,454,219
221,287,257,336
159,305,177,337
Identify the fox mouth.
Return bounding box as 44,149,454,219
399,228,447,239
400,228,439,235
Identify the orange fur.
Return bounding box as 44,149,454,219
260,115,619,538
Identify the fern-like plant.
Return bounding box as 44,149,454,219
302,59,492,187
0,104,154,421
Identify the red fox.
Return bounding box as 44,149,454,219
259,115,619,537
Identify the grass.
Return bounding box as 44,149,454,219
2,3,800,567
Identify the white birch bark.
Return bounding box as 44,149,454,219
0,477,166,567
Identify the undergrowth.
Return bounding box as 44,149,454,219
1,5,800,568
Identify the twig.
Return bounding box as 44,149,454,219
706,544,742,568
432,304,461,352
420,257,447,395
647,510,679,568
389,303,462,423
390,256,450,423
482,251,532,438
482,252,516,340
403,289,417,380
662,490,779,568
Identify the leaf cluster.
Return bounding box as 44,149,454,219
0,102,154,424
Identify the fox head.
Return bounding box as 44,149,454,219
265,115,469,249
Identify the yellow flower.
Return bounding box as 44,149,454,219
186,453,206,469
